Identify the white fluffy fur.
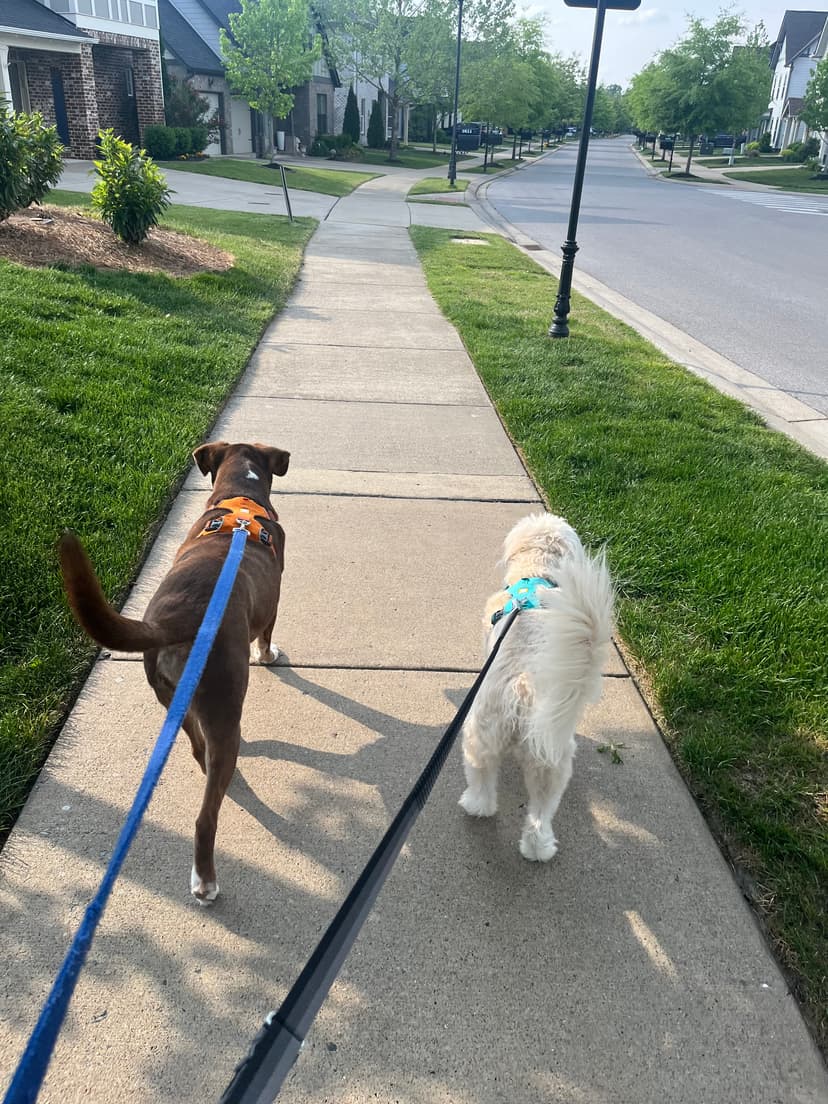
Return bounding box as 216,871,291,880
460,513,614,861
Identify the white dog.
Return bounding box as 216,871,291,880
460,513,614,861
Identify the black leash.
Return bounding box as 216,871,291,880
219,606,522,1104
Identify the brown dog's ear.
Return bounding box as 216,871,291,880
193,441,230,480
256,444,290,478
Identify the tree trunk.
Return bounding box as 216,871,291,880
512,132,517,159
685,133,695,175
432,106,438,154
389,88,398,161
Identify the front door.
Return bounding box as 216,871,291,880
50,69,70,145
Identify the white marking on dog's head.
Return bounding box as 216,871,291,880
501,512,583,583
245,467,260,481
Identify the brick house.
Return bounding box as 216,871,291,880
0,0,164,158
159,0,347,156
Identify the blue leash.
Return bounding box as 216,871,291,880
4,526,249,1104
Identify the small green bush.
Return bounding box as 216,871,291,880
367,99,385,149
0,107,31,220
189,125,208,153
0,106,63,220
758,131,772,153
780,143,803,162
173,126,192,156
308,133,353,158
744,141,761,158
802,136,819,159
143,124,177,160
91,129,171,245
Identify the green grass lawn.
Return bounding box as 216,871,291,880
158,157,377,196
465,158,520,174
0,191,315,838
723,167,828,193
407,177,469,196
410,227,828,1054
354,147,469,169
696,154,783,167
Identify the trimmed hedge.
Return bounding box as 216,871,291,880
143,124,209,160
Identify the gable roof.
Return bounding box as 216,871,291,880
0,0,92,40
159,0,223,74
193,0,241,33
770,10,828,68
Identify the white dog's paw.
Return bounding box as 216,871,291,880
252,642,280,665
459,788,498,817
191,865,219,906
519,829,558,862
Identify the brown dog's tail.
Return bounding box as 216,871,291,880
59,531,183,653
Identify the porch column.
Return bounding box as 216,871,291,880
0,44,12,108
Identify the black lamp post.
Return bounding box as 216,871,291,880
447,0,464,187
549,0,641,338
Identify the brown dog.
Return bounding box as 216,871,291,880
59,441,289,904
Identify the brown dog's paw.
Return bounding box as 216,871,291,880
190,866,219,906
252,642,280,665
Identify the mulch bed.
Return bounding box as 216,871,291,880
0,204,233,276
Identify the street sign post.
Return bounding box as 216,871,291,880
549,0,641,336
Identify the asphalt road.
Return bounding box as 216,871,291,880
486,139,828,416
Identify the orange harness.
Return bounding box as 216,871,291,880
198,496,278,552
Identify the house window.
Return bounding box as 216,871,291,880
8,62,31,113
144,4,157,27
77,0,93,12
49,0,72,12
316,92,328,135
93,0,110,16
125,68,134,97
360,97,365,134
129,0,144,23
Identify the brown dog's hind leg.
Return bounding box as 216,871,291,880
191,721,241,905
251,613,280,666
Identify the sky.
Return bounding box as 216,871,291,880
528,1,828,87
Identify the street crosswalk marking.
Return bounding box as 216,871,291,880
701,187,828,217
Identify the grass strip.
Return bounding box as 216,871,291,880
0,191,315,837
722,167,828,193
410,227,828,1053
408,177,469,196
695,155,783,167
354,147,469,169
157,157,377,196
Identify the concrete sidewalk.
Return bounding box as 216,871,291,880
2,172,827,1104
58,159,489,232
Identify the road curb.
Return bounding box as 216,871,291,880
466,150,828,461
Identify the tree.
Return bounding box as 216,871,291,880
220,0,321,155
367,97,385,148
627,12,771,175
403,0,456,153
343,84,361,143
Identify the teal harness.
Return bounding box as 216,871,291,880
491,577,556,626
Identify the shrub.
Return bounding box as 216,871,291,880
757,131,772,153
780,143,803,162
308,133,353,158
802,136,820,159
91,129,171,245
189,125,208,154
143,124,177,160
367,99,385,149
173,126,192,156
16,112,63,208
342,85,360,144
0,107,63,220
0,107,27,221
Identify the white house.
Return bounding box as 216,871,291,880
766,9,828,151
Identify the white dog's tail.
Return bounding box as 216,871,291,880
512,549,614,766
